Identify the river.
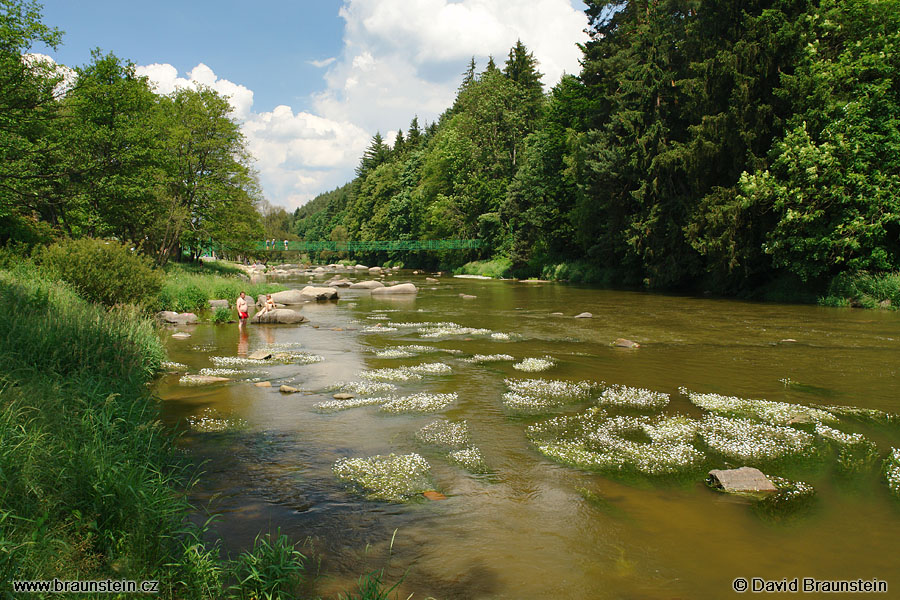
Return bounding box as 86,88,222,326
157,270,900,599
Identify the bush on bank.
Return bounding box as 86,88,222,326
39,238,164,308
158,263,285,313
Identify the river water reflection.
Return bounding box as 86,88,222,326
157,272,900,599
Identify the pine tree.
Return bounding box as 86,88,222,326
406,116,422,147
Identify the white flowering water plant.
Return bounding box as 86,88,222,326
333,453,434,502
883,448,900,498
814,424,879,473
380,392,458,414
416,419,470,448
461,354,515,364
186,407,246,432
449,446,489,474
682,388,837,425
315,396,390,412
512,356,556,372
503,378,599,413
599,385,670,410
698,414,818,463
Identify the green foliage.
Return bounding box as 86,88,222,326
157,263,283,313
820,271,900,309
455,257,512,278
39,237,163,307
338,569,404,600
212,306,231,323
227,532,306,600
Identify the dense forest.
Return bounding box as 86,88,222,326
295,0,900,297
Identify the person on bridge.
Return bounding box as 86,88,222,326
283,239,289,251
237,291,249,323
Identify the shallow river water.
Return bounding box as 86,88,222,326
157,271,900,599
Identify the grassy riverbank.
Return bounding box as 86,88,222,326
0,265,396,598
158,262,285,313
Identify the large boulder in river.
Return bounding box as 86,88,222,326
614,338,640,348
349,280,385,289
708,467,777,494
269,289,307,304
371,283,418,296
156,311,199,324
299,286,338,301
209,299,229,309
251,309,308,324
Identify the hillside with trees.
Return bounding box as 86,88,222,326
295,0,900,299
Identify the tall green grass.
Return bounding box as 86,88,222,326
158,263,285,313
819,271,900,309
454,257,513,278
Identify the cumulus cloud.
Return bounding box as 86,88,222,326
314,0,589,130
137,63,369,209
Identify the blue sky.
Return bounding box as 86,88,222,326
35,0,590,210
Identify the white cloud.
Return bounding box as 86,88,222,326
308,57,337,68
135,62,254,120
313,0,589,131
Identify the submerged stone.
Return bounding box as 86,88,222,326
423,490,446,500
613,338,640,348
333,392,354,400
280,385,299,393
248,350,272,360
254,381,272,388
708,467,777,493
172,332,191,339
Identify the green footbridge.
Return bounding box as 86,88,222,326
257,239,482,252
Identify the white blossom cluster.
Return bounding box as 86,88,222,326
211,355,269,367
162,361,187,371
527,411,704,475
416,322,493,338
682,388,836,425
374,349,415,359
449,446,489,473
358,367,424,382
407,362,452,375
199,367,257,377
461,354,515,363
814,423,869,446
821,404,900,426
333,453,433,502
884,448,900,497
380,392,458,413
186,408,245,432
416,419,470,448
490,332,512,340
502,378,598,412
315,396,388,412
362,325,398,333
513,357,556,372
334,381,398,395
599,385,670,410
387,321,450,329
290,352,324,365
367,315,390,320
698,414,816,462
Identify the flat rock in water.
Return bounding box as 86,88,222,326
423,490,447,501
209,299,229,309
248,350,272,360
269,289,307,304
254,381,272,388
280,385,299,394
171,332,191,339
708,467,777,493
371,283,418,296
614,338,640,348
369,266,383,274
425,277,439,283
355,264,369,270
333,393,354,400
181,375,230,385
329,279,352,287
574,312,592,319
349,280,385,289
551,312,564,316
157,311,199,324
459,294,476,299
251,309,308,324
299,286,339,301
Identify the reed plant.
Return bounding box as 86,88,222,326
158,263,284,313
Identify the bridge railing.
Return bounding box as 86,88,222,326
256,239,481,252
